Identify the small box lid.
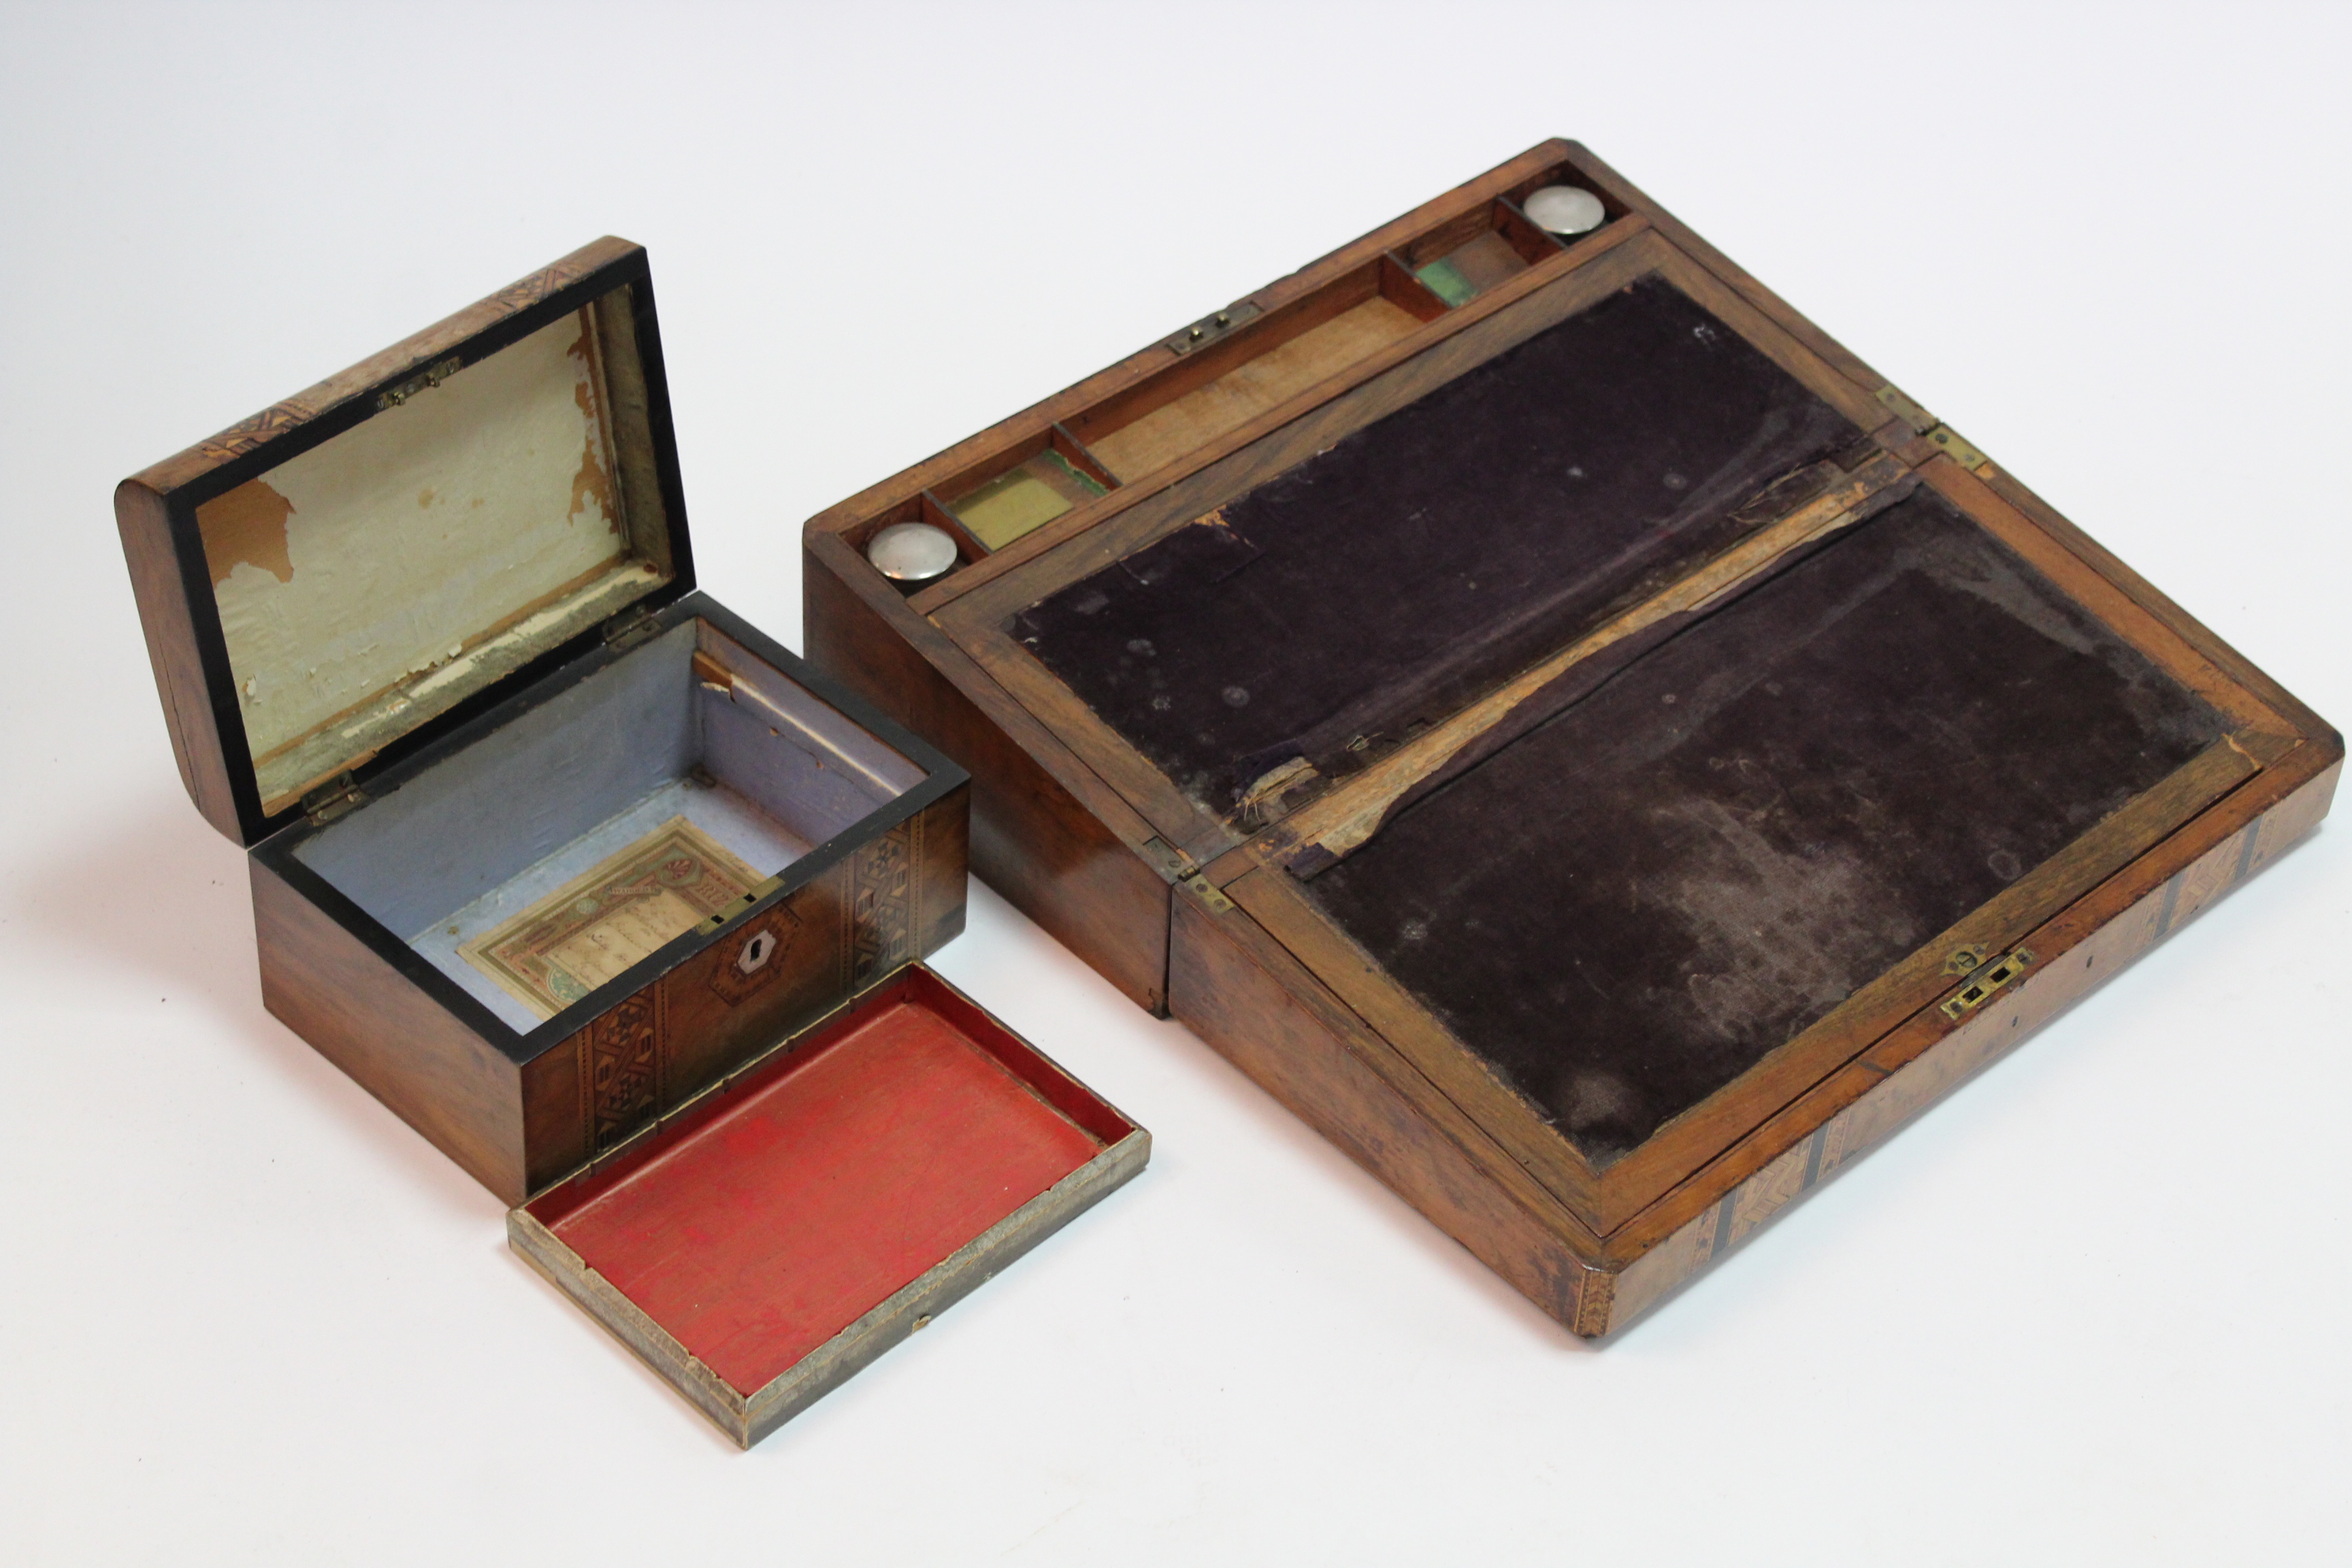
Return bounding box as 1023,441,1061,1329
117,238,693,847
508,962,1148,1448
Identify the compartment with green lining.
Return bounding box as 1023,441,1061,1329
943,436,1115,552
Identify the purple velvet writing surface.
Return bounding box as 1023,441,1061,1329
1304,491,2223,1162
1017,276,1863,815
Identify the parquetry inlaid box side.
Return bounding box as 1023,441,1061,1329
802,140,2340,1335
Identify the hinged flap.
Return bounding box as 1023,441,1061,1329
1245,473,2287,1235
116,237,695,847
1012,270,1879,835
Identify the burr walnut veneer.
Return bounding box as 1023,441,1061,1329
803,141,2340,1337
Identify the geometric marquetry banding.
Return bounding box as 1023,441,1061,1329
844,815,923,990
581,989,664,1156
181,251,609,474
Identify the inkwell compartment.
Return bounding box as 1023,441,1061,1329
842,159,1629,600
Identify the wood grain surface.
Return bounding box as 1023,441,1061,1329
251,853,532,1199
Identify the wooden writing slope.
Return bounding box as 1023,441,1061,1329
803,141,2341,1336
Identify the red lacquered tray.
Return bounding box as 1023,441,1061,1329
510,964,1147,1446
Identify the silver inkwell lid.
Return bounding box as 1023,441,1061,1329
866,521,960,591
1522,184,1607,239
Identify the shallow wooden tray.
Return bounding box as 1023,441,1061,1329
511,964,1147,1446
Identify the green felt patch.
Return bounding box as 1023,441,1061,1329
1415,259,1477,309
951,451,1108,551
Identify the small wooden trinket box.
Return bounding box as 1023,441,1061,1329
804,141,2341,1337
119,240,1145,1441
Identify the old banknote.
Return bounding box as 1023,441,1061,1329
459,816,762,1019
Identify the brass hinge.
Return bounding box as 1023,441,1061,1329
1940,947,2034,1021
1137,836,1193,882
602,604,661,652
1137,835,1237,912
376,356,461,410
1177,871,1236,915
1164,300,1262,357
1875,385,1989,473
302,772,368,826
1923,425,1989,471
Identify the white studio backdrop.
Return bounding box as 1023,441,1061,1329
2,3,2346,1564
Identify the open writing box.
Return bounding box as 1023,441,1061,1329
117,241,1149,1439
804,141,2342,1335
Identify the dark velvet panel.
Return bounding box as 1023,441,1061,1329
1304,490,2226,1164
1016,276,1863,815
